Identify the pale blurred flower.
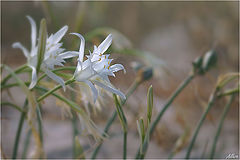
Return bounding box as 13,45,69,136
12,16,78,90
71,33,126,103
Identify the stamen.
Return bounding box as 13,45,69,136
105,55,106,59
108,61,110,65
98,58,101,61
107,65,110,69
104,65,106,68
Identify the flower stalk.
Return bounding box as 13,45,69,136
113,94,128,159
210,94,236,159
12,99,28,159
37,77,75,102
185,88,218,159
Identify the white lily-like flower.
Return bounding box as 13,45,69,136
71,33,126,103
12,16,78,90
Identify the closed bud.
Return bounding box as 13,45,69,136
192,56,204,75
202,50,217,72
137,67,153,83
192,56,203,69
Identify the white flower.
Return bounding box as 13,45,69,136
71,33,126,103
12,16,78,90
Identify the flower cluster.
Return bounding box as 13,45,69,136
13,16,78,90
13,16,126,102
71,33,126,103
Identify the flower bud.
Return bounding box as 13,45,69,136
192,56,204,75
202,50,217,72
137,67,153,83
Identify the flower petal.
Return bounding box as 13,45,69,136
52,25,68,44
84,80,98,103
29,65,37,89
26,16,37,52
97,34,112,54
110,64,126,73
59,51,79,59
93,80,126,99
12,42,30,58
44,68,66,91
70,33,85,62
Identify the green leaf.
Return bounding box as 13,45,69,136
3,65,43,158
3,65,37,111
1,102,25,113
147,85,153,125
36,19,47,74
113,94,127,132
137,118,145,143
1,64,28,85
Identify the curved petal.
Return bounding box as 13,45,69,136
12,42,30,58
59,51,79,59
26,16,37,52
93,80,126,99
44,68,66,91
70,33,85,62
110,64,126,73
52,25,68,43
97,34,112,54
29,65,37,89
84,80,98,103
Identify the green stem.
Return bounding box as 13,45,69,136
37,78,75,102
217,87,239,98
72,112,79,158
36,104,43,144
135,73,195,159
150,74,194,135
210,94,235,159
91,80,140,159
70,81,79,158
22,129,32,159
185,89,218,159
1,82,30,90
1,64,28,85
12,99,28,159
1,66,76,90
123,131,127,159
1,102,25,113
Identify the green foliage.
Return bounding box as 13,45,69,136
113,94,127,132
147,85,153,125
36,19,47,74
1,12,237,159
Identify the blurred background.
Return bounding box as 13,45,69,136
1,1,239,159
